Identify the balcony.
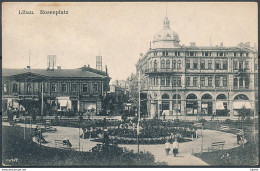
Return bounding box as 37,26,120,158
145,68,182,73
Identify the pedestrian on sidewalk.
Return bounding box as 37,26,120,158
165,140,171,156
172,139,179,157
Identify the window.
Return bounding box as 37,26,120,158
51,83,57,92
205,52,209,56
27,83,32,92
208,77,212,87
193,60,198,69
173,60,176,69
219,52,224,56
83,84,88,93
161,77,165,86
215,77,220,87
162,51,168,56
161,60,165,69
173,77,177,86
239,61,243,70
186,60,190,69
233,61,238,70
208,60,212,69
13,83,18,92
166,77,170,86
72,84,78,92
245,78,249,89
223,60,228,70
215,61,221,70
154,60,157,71
234,52,237,57
240,52,243,57
201,77,205,87
177,60,181,69
201,60,205,70
177,77,181,86
233,78,238,88
166,60,170,70
239,78,243,87
154,52,157,56
93,83,98,93
223,77,227,87
245,61,249,70
175,52,180,56
186,77,190,86
189,52,194,56
193,77,197,87
62,84,67,92
155,77,159,86
246,53,249,57
3,84,7,93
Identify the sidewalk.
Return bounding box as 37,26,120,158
2,121,242,166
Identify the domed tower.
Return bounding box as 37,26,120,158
153,16,180,48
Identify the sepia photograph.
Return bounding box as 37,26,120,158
1,2,259,167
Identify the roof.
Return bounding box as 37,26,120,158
2,68,109,79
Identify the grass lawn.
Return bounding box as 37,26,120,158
2,125,160,167
193,121,259,166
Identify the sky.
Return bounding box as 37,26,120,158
2,2,258,82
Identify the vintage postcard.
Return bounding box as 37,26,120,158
2,2,258,167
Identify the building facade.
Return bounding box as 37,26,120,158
136,16,258,119
2,66,110,116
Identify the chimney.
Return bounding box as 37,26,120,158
190,42,196,47
220,42,223,47
57,66,61,70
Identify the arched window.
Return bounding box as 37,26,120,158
13,83,18,92
216,94,227,100
154,60,157,71
161,60,165,69
201,94,212,100
27,83,32,93
177,60,181,69
234,94,249,100
162,94,169,99
173,60,176,69
166,60,170,70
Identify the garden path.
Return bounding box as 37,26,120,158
2,122,243,166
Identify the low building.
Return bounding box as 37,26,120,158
2,65,110,116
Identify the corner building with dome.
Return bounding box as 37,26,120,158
135,16,258,119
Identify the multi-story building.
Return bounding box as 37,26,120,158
2,65,110,115
136,16,258,119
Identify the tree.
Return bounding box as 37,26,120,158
238,105,252,120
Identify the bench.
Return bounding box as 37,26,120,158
54,140,72,149
212,141,225,150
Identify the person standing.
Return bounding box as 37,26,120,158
165,140,171,155
172,139,179,157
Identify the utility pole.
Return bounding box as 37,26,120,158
137,69,141,154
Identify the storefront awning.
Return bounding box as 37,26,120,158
58,100,68,107
233,101,252,109
216,101,225,110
